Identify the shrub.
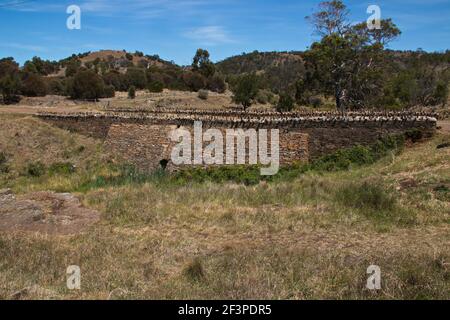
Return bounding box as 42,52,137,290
0,152,8,173
104,85,115,98
48,78,66,95
433,81,448,105
103,71,129,91
276,93,295,112
65,59,81,77
309,96,323,108
207,74,226,93
68,70,107,100
182,258,205,282
21,73,48,97
125,53,133,61
148,81,164,93
0,74,21,104
48,162,76,175
26,162,45,177
128,85,136,99
434,185,450,202
175,165,261,186
0,152,6,165
182,71,207,92
405,129,423,143
126,67,147,89
198,89,209,100
256,89,276,105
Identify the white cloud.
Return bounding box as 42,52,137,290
78,0,208,18
4,0,210,18
1,43,47,52
184,26,235,45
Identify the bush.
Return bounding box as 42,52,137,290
0,152,8,173
48,78,66,95
276,93,295,112
21,73,48,97
48,162,76,175
182,71,207,92
103,71,129,91
198,89,209,100
147,81,164,93
125,53,133,61
309,96,323,108
182,258,205,282
256,89,276,105
0,74,21,104
68,70,106,100
26,162,45,177
405,129,423,143
65,59,81,77
175,165,261,186
126,67,147,89
128,85,136,99
207,74,226,93
104,85,115,98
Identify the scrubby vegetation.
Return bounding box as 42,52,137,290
0,48,228,105
0,1,447,110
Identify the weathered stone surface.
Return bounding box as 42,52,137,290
0,191,100,235
36,111,437,172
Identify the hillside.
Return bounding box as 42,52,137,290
48,50,180,78
77,50,176,69
216,50,450,96
216,51,306,92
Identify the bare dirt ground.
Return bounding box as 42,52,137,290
0,189,100,235
0,90,275,115
438,120,450,133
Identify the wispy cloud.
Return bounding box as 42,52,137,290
184,26,235,45
79,0,208,19
3,0,210,19
0,42,47,52
2,1,66,12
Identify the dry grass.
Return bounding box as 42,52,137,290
0,114,449,300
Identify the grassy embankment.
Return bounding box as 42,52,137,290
0,114,448,299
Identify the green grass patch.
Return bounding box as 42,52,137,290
0,152,9,174
25,161,46,177
334,180,417,226
48,162,76,175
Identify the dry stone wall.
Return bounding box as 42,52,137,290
37,111,437,172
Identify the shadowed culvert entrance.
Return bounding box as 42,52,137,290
159,159,169,170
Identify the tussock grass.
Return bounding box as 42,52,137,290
1,232,448,300
0,114,449,300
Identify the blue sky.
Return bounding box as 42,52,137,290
0,0,449,66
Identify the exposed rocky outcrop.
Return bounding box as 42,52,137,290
0,190,100,235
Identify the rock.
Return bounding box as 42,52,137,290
0,191,100,235
0,188,13,196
